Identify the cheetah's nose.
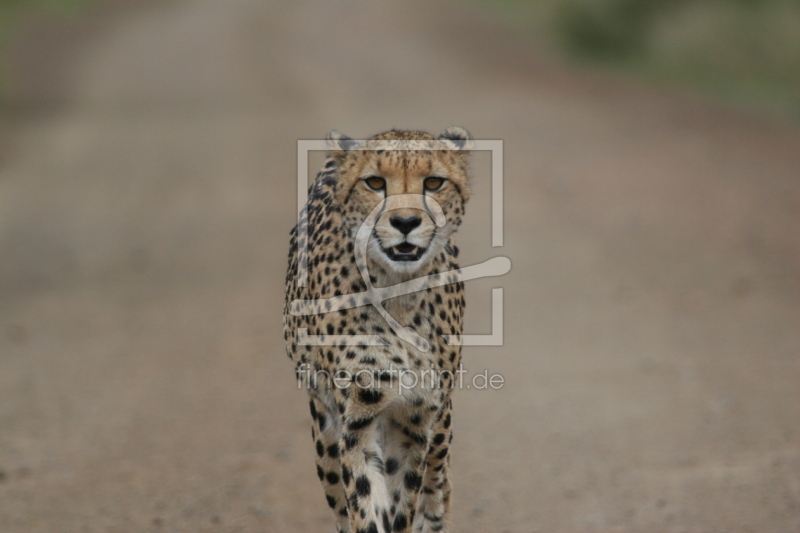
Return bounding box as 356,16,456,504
389,215,422,235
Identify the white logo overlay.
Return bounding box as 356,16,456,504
292,139,508,351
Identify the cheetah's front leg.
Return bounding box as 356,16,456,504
381,404,442,533
336,385,395,533
413,399,453,533
308,396,350,533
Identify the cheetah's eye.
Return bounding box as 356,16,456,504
364,176,386,191
424,177,445,191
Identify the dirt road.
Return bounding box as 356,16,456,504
1,1,799,532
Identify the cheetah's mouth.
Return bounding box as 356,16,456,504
384,242,425,262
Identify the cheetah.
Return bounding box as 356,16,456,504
283,127,472,533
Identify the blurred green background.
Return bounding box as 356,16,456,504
0,0,94,35
476,0,800,118
0,0,95,96
3,0,800,117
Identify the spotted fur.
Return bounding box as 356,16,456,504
284,128,472,533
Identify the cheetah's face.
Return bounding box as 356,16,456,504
329,128,472,277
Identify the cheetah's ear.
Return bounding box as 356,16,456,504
326,130,356,161
438,126,473,151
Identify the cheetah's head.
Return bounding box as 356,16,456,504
328,127,472,278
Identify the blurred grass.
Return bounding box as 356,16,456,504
0,0,96,98
0,0,93,33
475,0,800,119
1,1,798,118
